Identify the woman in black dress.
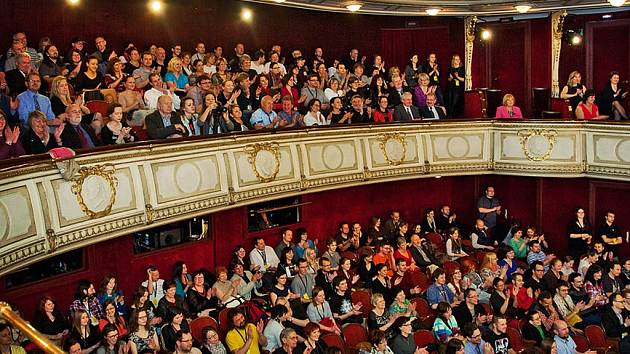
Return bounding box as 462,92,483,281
74,56,103,102
447,54,465,118
597,71,628,119
560,71,587,114
567,207,593,261
31,296,69,347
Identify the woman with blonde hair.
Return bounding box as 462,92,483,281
560,71,587,113
50,76,101,132
480,252,508,284
496,94,523,118
412,73,437,108
305,247,320,275
164,57,189,93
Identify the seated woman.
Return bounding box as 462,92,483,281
230,262,262,301
127,309,160,354
446,268,465,302
212,266,243,308
389,288,418,319
368,329,395,354
31,296,69,347
521,310,549,345
426,268,455,310
21,109,57,155
220,104,249,132
98,300,127,337
372,96,392,123
413,73,437,109
490,277,525,320
495,94,523,119
561,71,587,114
69,309,100,354
368,293,399,340
479,252,508,284
324,78,341,102
394,237,418,272
338,257,359,288
596,71,627,119
305,247,320,275
199,327,227,354
129,286,160,329
103,58,126,93
279,74,306,109
421,208,438,235
302,322,328,354
50,76,102,134
172,261,192,299
293,228,317,260
117,76,145,124
357,247,376,288
97,323,126,354
508,227,528,259
306,286,341,335
179,97,204,136
156,280,189,321
186,271,218,318
497,246,519,280
278,247,298,280
575,89,608,120
513,273,535,311
160,307,190,352
372,263,394,305
74,56,104,102
269,270,300,306
584,265,609,310
445,227,468,261
101,103,135,145
164,57,189,95
303,98,329,126
432,302,460,343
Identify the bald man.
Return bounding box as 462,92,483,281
145,95,189,140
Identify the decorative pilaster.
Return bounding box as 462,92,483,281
464,16,478,91
551,10,567,97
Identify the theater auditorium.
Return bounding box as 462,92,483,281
0,1,629,354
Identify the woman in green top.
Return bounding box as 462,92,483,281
508,227,528,259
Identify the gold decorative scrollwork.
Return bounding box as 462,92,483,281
71,164,118,219
517,129,558,161
145,204,156,225
464,16,478,91
376,133,407,166
244,142,281,183
46,229,57,253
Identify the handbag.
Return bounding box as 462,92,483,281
566,312,582,327
222,295,246,308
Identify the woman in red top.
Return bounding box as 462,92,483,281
277,74,306,110
576,90,608,120
372,96,393,123
393,237,418,271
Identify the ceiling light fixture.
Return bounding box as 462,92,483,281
148,0,163,13
346,2,362,12
608,0,626,7
426,8,441,16
241,8,253,21
481,29,492,41
514,5,532,13
602,14,613,19
66,0,80,5
273,0,286,3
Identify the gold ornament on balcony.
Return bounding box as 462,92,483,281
71,164,118,219
377,133,407,166
517,129,558,161
244,142,281,182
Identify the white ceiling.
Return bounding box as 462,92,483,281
242,0,628,16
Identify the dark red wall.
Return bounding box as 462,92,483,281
2,175,630,322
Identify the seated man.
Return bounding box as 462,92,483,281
329,276,363,325
57,104,100,149
250,95,279,130
6,53,32,95
145,95,189,140
144,73,181,110
526,240,555,270
470,219,496,251
230,262,263,300
436,205,458,233
347,95,370,124
276,96,300,128
393,92,421,121
274,229,295,258
601,292,630,339
132,52,154,90
420,92,446,119
301,74,329,110
391,259,422,298
68,279,104,324
426,269,456,309
174,330,201,354
249,237,280,273
290,258,315,302
225,308,267,354
17,72,55,127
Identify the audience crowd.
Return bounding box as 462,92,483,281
1,32,627,160
1,185,629,354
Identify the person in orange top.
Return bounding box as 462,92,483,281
373,242,396,277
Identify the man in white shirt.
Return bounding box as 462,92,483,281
250,50,266,75
141,265,165,307
144,73,180,110
249,237,280,272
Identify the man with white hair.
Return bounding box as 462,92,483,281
145,95,188,140
393,92,421,121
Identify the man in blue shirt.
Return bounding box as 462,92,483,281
553,320,596,354
250,95,279,130
463,323,492,354
17,72,55,127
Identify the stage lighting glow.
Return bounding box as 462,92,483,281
481,29,492,41
149,0,163,13
426,8,441,16
241,8,253,22
346,2,362,12
67,0,80,5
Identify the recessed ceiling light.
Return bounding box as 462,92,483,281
514,5,532,13
426,8,441,16
346,2,362,12
608,0,626,7
602,14,613,18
